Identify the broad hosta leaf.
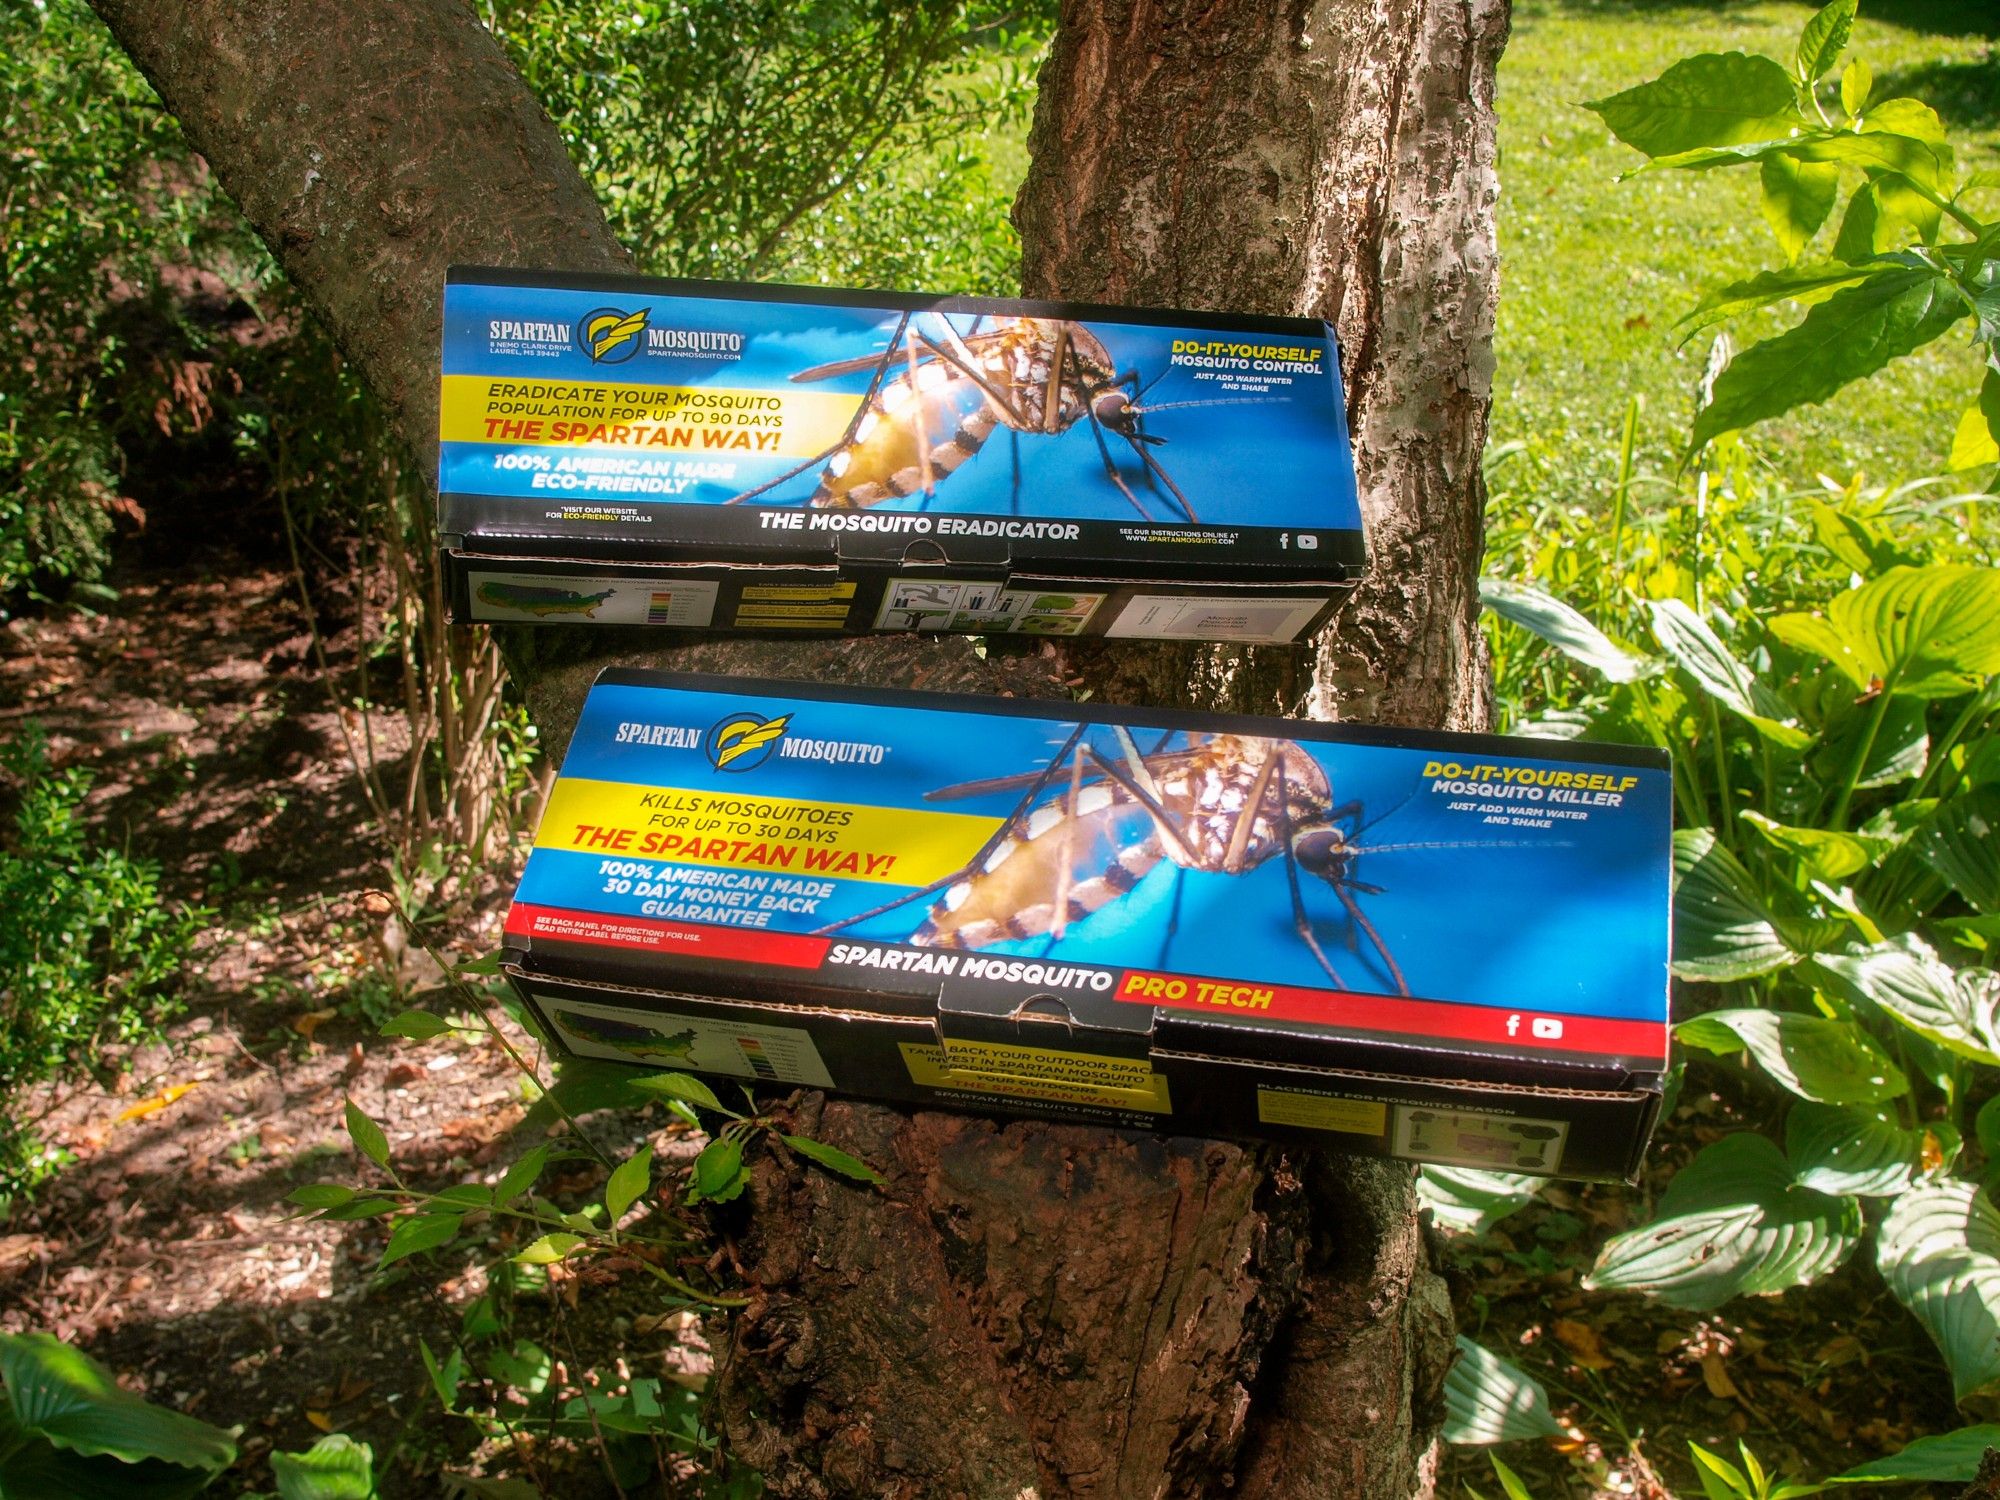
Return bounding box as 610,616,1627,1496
1879,1179,2000,1401
1818,935,2000,1067
1853,700,1930,790
1796,0,1856,83
1649,600,1810,747
1741,811,1894,882
1916,791,2000,913
1830,1425,2000,1485
1673,828,1800,981
0,1408,220,1500
1418,1167,1544,1237
1676,1009,1906,1103
1760,154,1840,262
1785,1101,1923,1196
1678,262,1882,339
1771,565,2000,699
1479,579,1646,683
271,1434,375,1500
1443,1338,1565,1445
1691,270,1967,451
1586,1133,1861,1308
0,1333,237,1473
1586,52,1801,157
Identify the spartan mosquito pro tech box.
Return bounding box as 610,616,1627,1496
502,672,1673,1181
437,268,1365,643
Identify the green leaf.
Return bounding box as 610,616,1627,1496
1479,578,1647,683
1771,565,2000,698
1488,1453,1538,1500
1949,369,2000,473
687,1136,748,1205
343,1099,390,1170
379,1009,454,1040
0,1411,222,1500
1442,1337,1564,1445
782,1134,885,1186
514,1231,586,1265
1761,154,1840,261
1840,57,1871,117
493,1144,550,1205
1878,1179,2000,1401
521,1059,652,1134
1648,600,1810,747
1675,1009,1906,1104
483,1339,552,1397
271,1434,375,1500
378,1212,463,1269
1785,1102,1923,1196
1915,791,2000,912
1679,262,1883,339
432,1183,492,1210
606,1145,653,1221
1796,0,1856,83
1830,1425,2000,1484
1833,182,1893,261
285,1184,357,1213
1818,935,2000,1066
454,950,503,977
0,1333,237,1473
320,1198,400,1222
1740,811,1894,882
1808,498,1913,576
1690,270,1967,452
1673,828,1800,981
1585,1133,1861,1308
629,1070,724,1112
419,1339,462,1413
1690,1443,1750,1500
1417,1167,1544,1237
1586,51,1802,158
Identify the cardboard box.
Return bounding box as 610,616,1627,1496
502,671,1672,1180
439,268,1366,644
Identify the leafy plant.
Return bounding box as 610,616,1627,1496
0,1331,238,1498
0,726,207,1199
1583,0,2000,474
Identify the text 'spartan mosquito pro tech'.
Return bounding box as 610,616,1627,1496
502,672,1673,1181
437,268,1366,643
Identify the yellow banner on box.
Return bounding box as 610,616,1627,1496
537,777,998,888
440,374,862,459
902,1040,1172,1113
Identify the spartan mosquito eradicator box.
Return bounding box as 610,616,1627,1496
437,267,1366,643
501,672,1672,1181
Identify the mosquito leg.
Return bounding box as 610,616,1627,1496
1043,323,1069,433
1336,882,1410,997
1050,740,1089,943
815,721,1089,937
1282,814,1346,989
725,312,909,506
906,328,935,499
1085,409,1154,521
1080,745,1200,868
1133,444,1199,522
913,332,1027,429
1160,868,1184,976
1222,742,1283,874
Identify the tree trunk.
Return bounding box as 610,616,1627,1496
90,0,1504,1493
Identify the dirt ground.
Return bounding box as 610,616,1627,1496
0,537,1983,1498
0,546,718,1495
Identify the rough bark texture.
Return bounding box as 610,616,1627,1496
91,0,1501,1493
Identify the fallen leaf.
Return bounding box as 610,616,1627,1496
1553,1318,1614,1370
114,1082,199,1125
292,1007,338,1041
305,1409,334,1433
1814,1334,1866,1369
1700,1352,1740,1399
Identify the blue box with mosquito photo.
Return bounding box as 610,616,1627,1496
501,671,1673,1180
437,268,1367,644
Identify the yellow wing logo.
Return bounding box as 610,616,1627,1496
578,307,649,363
708,714,791,771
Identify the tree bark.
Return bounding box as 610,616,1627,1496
91,0,1503,1493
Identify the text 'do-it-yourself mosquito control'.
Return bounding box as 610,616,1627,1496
501,672,1673,1180
436,267,1365,643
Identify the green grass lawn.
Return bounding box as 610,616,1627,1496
1495,0,2000,502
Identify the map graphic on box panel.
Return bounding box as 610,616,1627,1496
506,680,1673,1066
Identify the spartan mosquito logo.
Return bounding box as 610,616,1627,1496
575,305,649,364
820,727,1455,994
705,712,791,773
724,313,1276,521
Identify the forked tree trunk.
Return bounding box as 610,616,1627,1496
91,0,1505,1493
